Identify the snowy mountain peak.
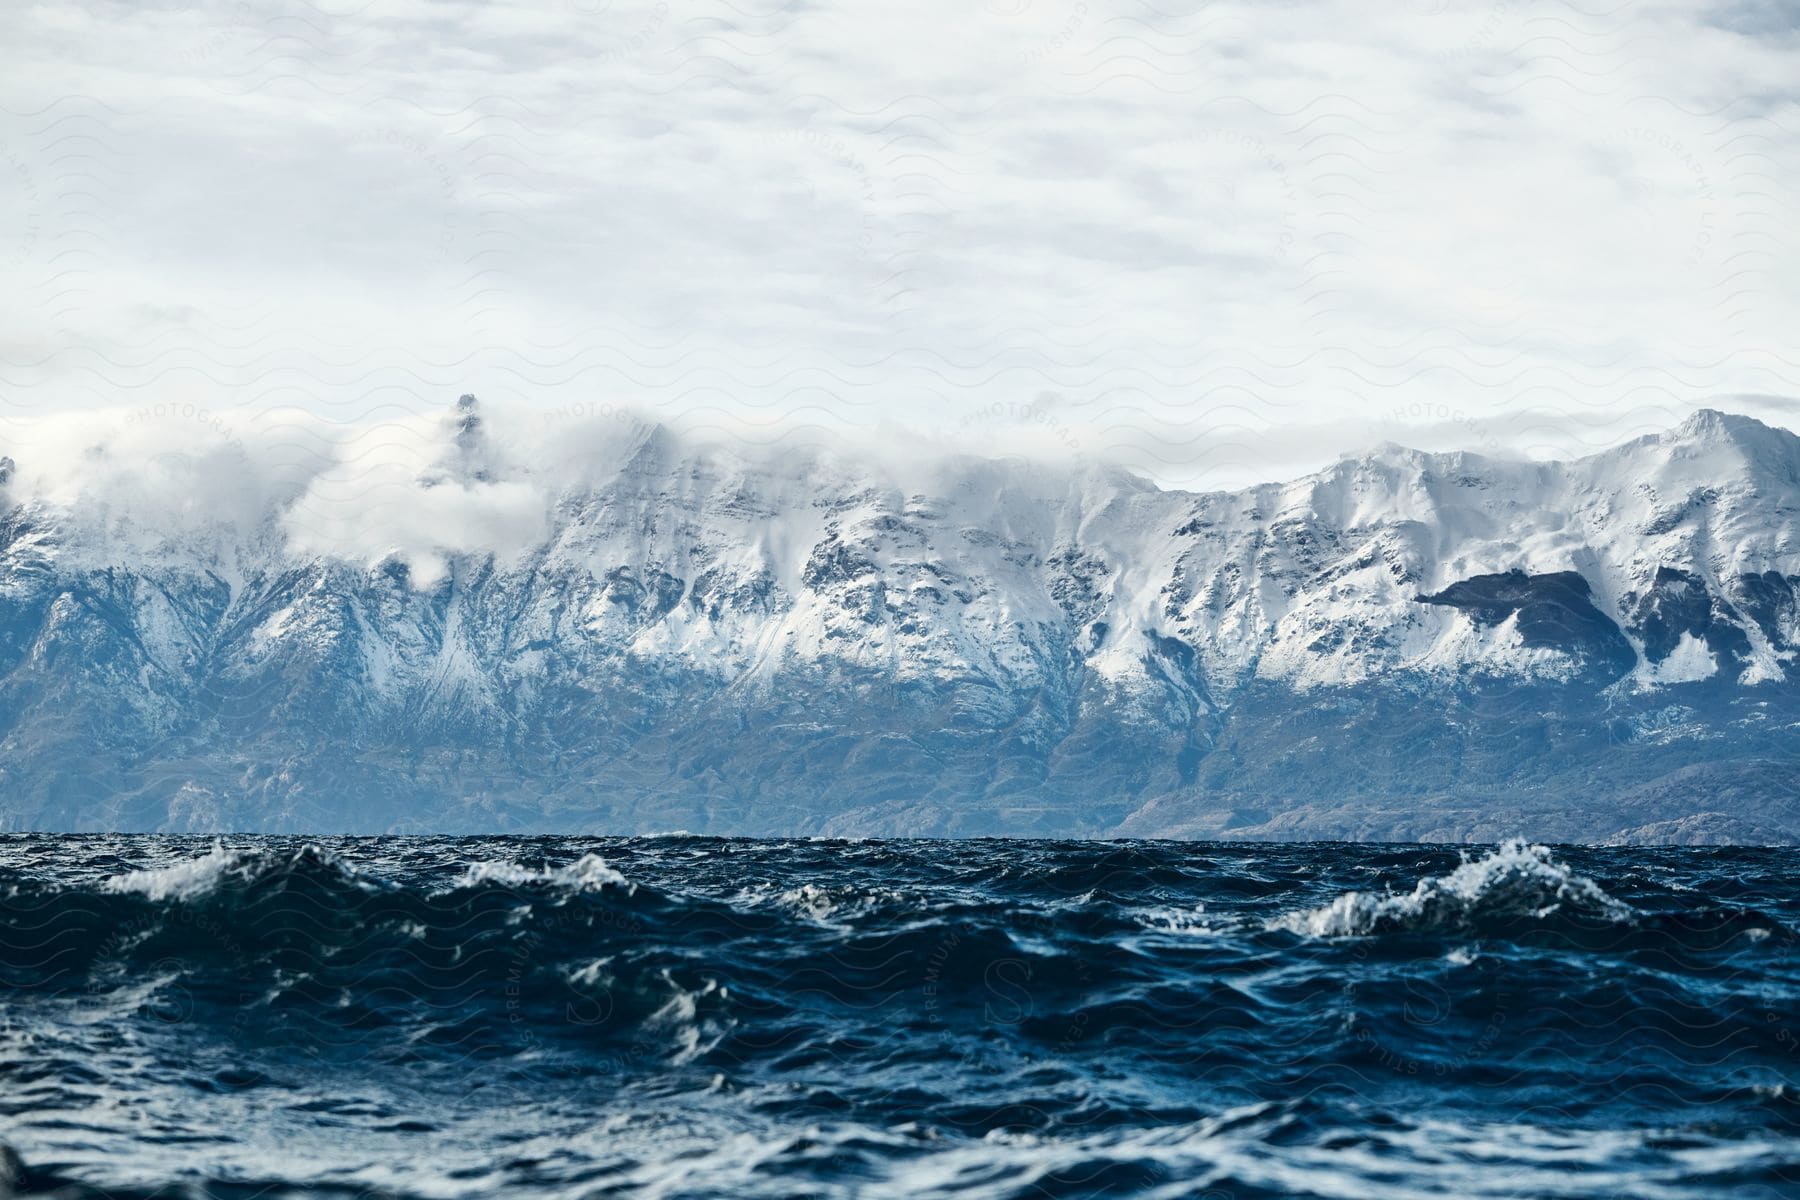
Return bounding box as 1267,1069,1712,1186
0,404,1795,839
1340,440,1439,470
1639,408,1800,477
1673,406,1782,442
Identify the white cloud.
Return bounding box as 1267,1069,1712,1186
1,0,1796,490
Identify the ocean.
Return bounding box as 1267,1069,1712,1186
1,835,1797,1198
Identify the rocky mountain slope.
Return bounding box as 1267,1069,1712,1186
0,403,1796,841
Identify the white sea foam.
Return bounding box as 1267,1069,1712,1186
647,975,733,1065
103,842,374,903
1135,904,1222,935
773,883,838,921
731,880,912,924
453,852,632,893
103,841,246,902
1273,840,1633,937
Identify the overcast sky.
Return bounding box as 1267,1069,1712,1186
3,0,1798,489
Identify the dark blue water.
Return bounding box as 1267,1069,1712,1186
2,836,1798,1199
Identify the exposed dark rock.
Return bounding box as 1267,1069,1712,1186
1623,567,1752,667
1418,570,1636,677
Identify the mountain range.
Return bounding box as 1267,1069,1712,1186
2,402,1797,842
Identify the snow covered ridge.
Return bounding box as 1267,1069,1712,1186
0,402,1796,840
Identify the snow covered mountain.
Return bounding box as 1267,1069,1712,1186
1,402,1796,842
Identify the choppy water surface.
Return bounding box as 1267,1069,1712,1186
2,836,1798,1199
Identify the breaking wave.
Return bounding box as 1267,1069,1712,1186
1273,839,1635,937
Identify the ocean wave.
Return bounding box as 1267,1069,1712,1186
102,841,381,902
1272,840,1634,937
8,1092,1792,1200
449,852,634,894
101,839,247,901
3,835,1799,1198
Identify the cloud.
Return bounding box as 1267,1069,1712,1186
0,403,550,583
279,406,553,588
0,391,1790,585
1,0,1796,491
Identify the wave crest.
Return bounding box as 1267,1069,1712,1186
102,842,376,902
450,853,634,894
1274,840,1632,938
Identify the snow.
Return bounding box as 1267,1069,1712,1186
1634,633,1719,687
1,402,1796,703
1739,634,1791,686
